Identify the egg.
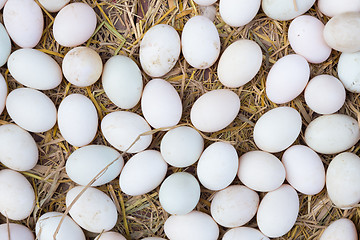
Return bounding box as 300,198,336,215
0,169,35,220
261,0,315,21
141,79,182,129
35,212,86,240
288,15,331,64
66,186,118,233
338,51,360,93
66,145,123,187
223,227,269,240
181,15,220,69
53,2,97,47
0,74,7,115
219,0,260,27
282,145,325,195
304,114,360,154
38,0,70,12
323,12,360,53
6,88,57,133
0,0,7,9
217,40,262,88
210,185,259,228
160,126,204,167
190,89,240,132
58,94,98,147
101,111,152,153
119,150,167,196
193,0,217,6
0,23,11,67
266,54,310,104
62,47,103,87
199,5,217,21
159,172,200,215
326,152,360,209
319,218,358,240
257,184,299,238
197,142,238,191
95,232,126,240
164,211,219,240
8,49,62,90
102,55,143,109
3,0,43,48
238,151,285,192
318,0,360,17
140,24,180,77
253,107,302,153
0,223,34,240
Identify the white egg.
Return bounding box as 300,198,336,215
261,0,315,21
0,23,11,67
197,142,238,191
6,88,57,133
66,145,123,187
318,0,360,17
257,184,299,238
304,114,360,154
211,185,259,228
319,218,358,240
253,107,302,153
160,126,204,167
217,39,262,88
164,211,219,240
95,232,126,240
159,172,200,215
193,0,217,6
119,150,167,196
338,51,360,93
66,186,118,233
62,47,103,87
36,212,86,240
181,15,220,69
38,0,70,12
0,0,7,9
222,227,269,240
3,0,43,48
102,55,143,109
0,223,34,240
0,169,35,220
8,49,62,90
266,54,310,104
324,12,360,53
141,79,182,129
140,24,180,77
101,111,152,153
190,89,240,132
0,73,7,115
219,0,260,27
199,5,217,21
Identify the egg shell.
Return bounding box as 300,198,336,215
238,151,285,192
304,75,345,114
318,0,360,17
95,232,126,240
319,218,358,240
164,211,219,240
119,150,167,196
304,114,360,154
181,15,220,69
253,106,302,153
197,142,238,191
0,223,34,240
159,172,200,215
140,24,180,77
38,0,70,12
0,169,35,220
102,55,143,109
58,94,98,147
101,111,152,153
0,73,7,115
66,186,118,233
3,0,43,48
66,145,123,187
257,184,299,238
199,5,217,21
0,0,7,9
62,47,103,87
326,152,360,209
217,39,262,88
324,12,360,53
160,126,204,167
35,212,86,240
282,145,325,195
222,227,269,240
211,185,259,228
0,23,11,67
190,89,240,132
6,88,57,133
266,54,310,104
338,51,360,93
141,79,182,129
219,0,260,27
261,0,315,21
193,0,217,6
53,2,97,47
288,15,331,64
8,49,62,90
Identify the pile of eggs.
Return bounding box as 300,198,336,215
0,0,360,239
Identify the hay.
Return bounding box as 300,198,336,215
0,0,359,239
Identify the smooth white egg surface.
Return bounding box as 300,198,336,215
219,0,260,27
261,0,315,21
0,23,11,67
318,0,360,17
319,218,358,240
38,0,70,12
95,232,127,240
222,227,269,240
0,73,7,115
0,223,34,240
338,51,360,93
